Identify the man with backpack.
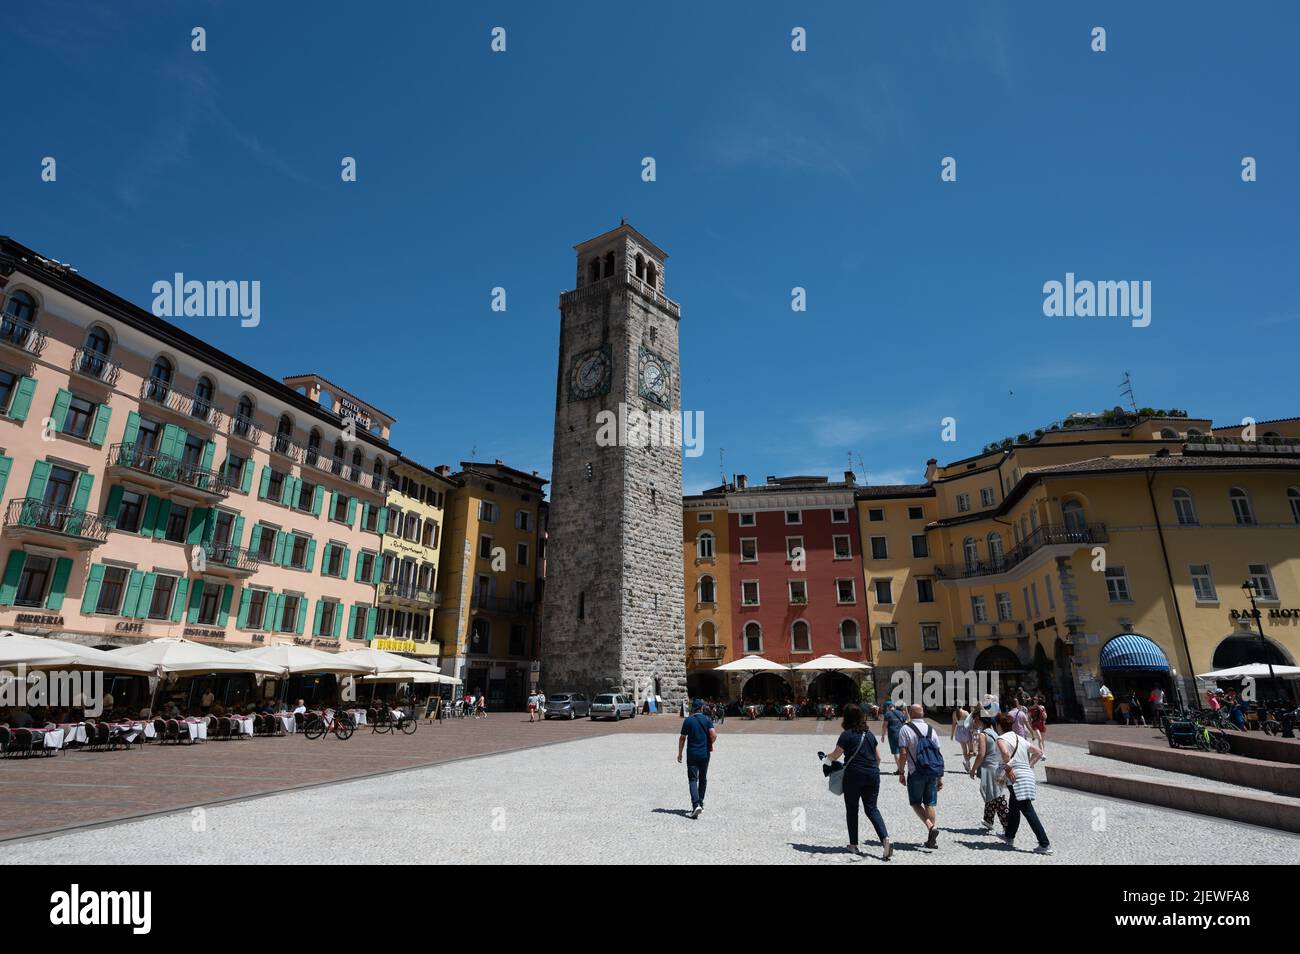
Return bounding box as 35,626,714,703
897,704,945,849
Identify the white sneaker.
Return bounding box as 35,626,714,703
1033,844,1054,855
688,807,701,819
981,819,994,830
882,838,894,861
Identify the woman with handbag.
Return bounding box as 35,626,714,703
821,703,892,859
968,714,1008,832
995,712,1053,855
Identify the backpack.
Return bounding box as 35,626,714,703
908,721,945,777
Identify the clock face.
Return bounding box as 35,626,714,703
568,346,612,401
638,347,673,408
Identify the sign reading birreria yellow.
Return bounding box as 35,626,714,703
372,638,437,656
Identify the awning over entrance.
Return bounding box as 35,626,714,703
1100,633,1170,672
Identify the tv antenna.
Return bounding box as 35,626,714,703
1119,371,1138,414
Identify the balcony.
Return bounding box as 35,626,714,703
935,523,1107,582
106,442,231,501
380,581,441,608
0,316,46,357
269,433,304,463
70,347,121,386
4,498,109,549
140,377,225,429
302,449,389,495
687,644,727,668
471,594,535,616
227,414,263,447
201,543,259,577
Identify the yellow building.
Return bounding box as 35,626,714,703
372,456,456,658
684,488,732,694
858,411,1300,721
434,460,546,709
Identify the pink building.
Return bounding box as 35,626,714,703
0,238,395,654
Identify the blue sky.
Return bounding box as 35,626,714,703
5,1,1297,496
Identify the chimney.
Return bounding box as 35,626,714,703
844,470,857,486
435,465,451,477
735,474,748,490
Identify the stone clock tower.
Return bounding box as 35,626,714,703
540,223,686,705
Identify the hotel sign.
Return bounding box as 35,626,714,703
1230,608,1300,620
339,398,372,430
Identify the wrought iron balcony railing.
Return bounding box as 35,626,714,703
5,498,110,543
70,347,121,386
202,543,259,573
108,442,231,498
227,414,263,445
140,376,225,428
269,433,304,462
472,594,535,614
382,581,441,606
0,316,46,356
302,449,387,493
687,644,727,663
935,524,1108,580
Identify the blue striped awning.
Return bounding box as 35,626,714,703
1100,633,1171,672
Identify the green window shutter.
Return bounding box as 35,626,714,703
295,597,307,634
120,570,145,618
281,476,296,507
241,460,254,493
89,403,112,447
105,485,124,527
137,572,158,619
71,472,94,512
121,410,141,447
305,538,317,572
49,389,72,433
266,593,281,631
25,460,51,502
272,531,288,566
8,376,36,422
361,502,371,528
353,551,365,582
340,546,351,580
0,550,25,605
248,523,263,555
152,499,173,540
236,587,253,628
331,603,343,639
320,543,332,576
0,455,11,500
372,556,383,584
312,599,324,636
329,491,339,518
201,508,217,545
157,424,180,460
364,605,377,639
171,578,189,622
347,604,358,639
187,579,206,623
258,466,271,499
312,484,324,516
231,515,245,549
200,440,216,473
376,506,389,534
345,496,357,526
217,584,235,626
140,495,160,536
45,557,74,610
81,564,106,614
186,507,210,546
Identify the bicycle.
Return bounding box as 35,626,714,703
303,708,355,741
371,708,418,735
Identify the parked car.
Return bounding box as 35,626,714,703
543,692,591,720
589,693,636,721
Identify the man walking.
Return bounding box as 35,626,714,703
677,698,717,819
897,704,944,849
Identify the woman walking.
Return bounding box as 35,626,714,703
824,703,892,860
995,712,1052,854
1028,696,1048,758
952,704,974,772
968,714,1008,832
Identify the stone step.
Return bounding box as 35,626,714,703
1223,731,1300,765
1046,764,1300,834
1088,739,1300,797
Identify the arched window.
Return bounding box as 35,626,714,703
307,429,322,465
603,251,615,277
469,617,490,654
840,619,860,651
1159,427,1179,439
148,356,173,401
1187,428,1204,438
697,620,716,648
1061,498,1086,532
1172,488,1198,526
696,530,715,559
698,575,716,603
962,537,979,569
646,262,658,289
192,375,214,420
80,325,112,376
588,258,600,284
634,254,646,280
274,414,293,454
987,532,1004,567
1289,488,1300,524
1230,487,1255,526
743,621,763,654
351,447,364,478
3,289,36,323
791,620,811,654
233,396,254,437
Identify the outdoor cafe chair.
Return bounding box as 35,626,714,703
11,728,34,758
152,718,168,743
217,717,233,740
164,719,183,744
93,722,113,751
0,726,10,757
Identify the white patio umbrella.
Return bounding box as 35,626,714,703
334,648,442,675
0,631,157,674
792,653,874,672
713,655,791,672
1198,663,1300,679
110,637,285,676
238,643,374,675
358,670,459,683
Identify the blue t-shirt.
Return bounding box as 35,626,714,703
883,709,906,739
680,712,714,760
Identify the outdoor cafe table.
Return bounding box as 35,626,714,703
276,713,295,734
30,727,65,750
181,719,207,741
346,709,367,725
56,723,89,747
230,716,254,736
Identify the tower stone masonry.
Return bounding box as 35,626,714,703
540,224,687,705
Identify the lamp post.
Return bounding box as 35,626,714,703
1241,580,1278,693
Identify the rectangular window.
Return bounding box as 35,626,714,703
198,585,221,625
362,505,379,532
971,595,988,623
63,395,96,440
256,527,277,562
738,512,756,527
94,566,129,614
326,545,344,577
740,538,757,562
297,480,318,512
996,592,1013,621
831,508,848,523
879,625,898,652
1031,582,1040,616
1105,567,1132,603
332,493,349,522
870,536,888,560
956,493,971,513
288,534,309,570
916,578,934,603
696,512,713,523
515,510,532,531
1174,493,1198,526
148,576,177,620
164,503,190,544
874,579,893,605
788,580,807,604
832,535,851,559
15,555,52,607
785,536,803,561
350,606,369,640
359,552,375,583
836,579,856,603
908,506,924,520
785,510,801,525
279,595,300,632
1248,563,1277,601
980,487,995,508
478,500,498,523
0,368,16,414
1190,564,1217,602
741,581,760,606
247,589,268,629
921,624,941,651
868,508,884,522
267,469,285,502
320,600,337,636
116,491,144,533
911,534,928,559
478,535,493,559
516,542,529,567
224,453,246,487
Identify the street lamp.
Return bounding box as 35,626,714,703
1241,580,1279,691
